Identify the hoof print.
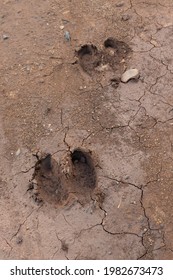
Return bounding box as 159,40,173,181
76,44,101,73
33,153,69,205
30,149,97,207
76,38,132,88
104,37,131,56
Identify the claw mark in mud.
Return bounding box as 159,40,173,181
30,149,97,206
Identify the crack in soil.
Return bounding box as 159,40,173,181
10,208,37,241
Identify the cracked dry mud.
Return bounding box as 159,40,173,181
1,0,173,260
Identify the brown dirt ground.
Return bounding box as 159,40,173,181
1,0,173,260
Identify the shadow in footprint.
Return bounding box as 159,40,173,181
71,148,97,190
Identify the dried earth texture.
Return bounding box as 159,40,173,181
0,0,173,260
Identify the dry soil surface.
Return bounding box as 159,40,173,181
1,0,173,260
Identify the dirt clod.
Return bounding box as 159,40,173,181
61,241,69,252
110,78,120,88
16,236,23,245
122,14,130,21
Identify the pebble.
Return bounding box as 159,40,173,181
38,78,44,84
60,25,64,30
121,68,139,83
16,236,23,245
64,31,71,41
131,201,137,205
2,34,9,40
26,65,30,72
122,14,130,21
116,2,124,7
16,148,21,156
150,39,159,47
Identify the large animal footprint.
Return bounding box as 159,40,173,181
31,148,97,206
76,37,131,74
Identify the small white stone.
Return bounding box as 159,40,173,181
150,39,159,47
121,68,139,83
96,64,109,72
16,148,21,156
2,34,9,40
60,25,64,30
109,50,115,56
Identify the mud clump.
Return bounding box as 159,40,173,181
31,149,97,206
110,78,120,89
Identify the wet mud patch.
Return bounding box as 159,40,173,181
30,149,97,206
76,38,132,76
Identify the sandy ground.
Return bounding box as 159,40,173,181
1,0,173,260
